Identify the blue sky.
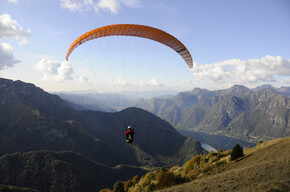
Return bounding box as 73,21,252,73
1,0,290,93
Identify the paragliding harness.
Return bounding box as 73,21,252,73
125,125,135,143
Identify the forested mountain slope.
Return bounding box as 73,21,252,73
0,151,148,192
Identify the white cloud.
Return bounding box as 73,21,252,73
60,0,82,12
7,0,18,3
120,0,140,7
112,78,131,86
35,59,74,82
139,81,145,86
140,78,164,87
79,75,92,84
59,0,140,13
183,79,192,84
148,78,164,87
278,78,290,85
0,43,20,70
192,55,290,85
0,14,31,45
97,0,120,13
60,0,98,12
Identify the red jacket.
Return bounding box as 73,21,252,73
125,129,135,136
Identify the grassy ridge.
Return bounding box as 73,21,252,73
161,137,290,192
105,137,290,192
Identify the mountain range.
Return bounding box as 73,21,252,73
59,84,289,147
0,77,205,191
136,85,290,144
0,77,289,191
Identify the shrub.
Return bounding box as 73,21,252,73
221,150,232,157
157,167,166,173
169,166,180,173
133,184,142,192
140,173,154,189
257,140,263,146
124,180,133,192
231,144,244,161
208,155,218,163
144,172,155,181
132,175,140,184
155,169,165,182
183,155,201,173
208,151,216,158
217,148,223,153
145,183,155,192
113,181,125,192
155,172,175,189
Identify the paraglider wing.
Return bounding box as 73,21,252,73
66,24,193,68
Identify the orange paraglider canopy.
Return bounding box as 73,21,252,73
66,24,193,69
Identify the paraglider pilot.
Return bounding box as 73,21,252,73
125,125,135,143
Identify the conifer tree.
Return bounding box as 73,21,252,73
231,144,244,161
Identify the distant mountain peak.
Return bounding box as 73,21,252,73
190,88,210,95
213,85,251,97
253,84,274,91
228,84,250,92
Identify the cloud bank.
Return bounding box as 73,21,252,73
112,78,131,86
0,14,31,45
0,43,20,70
35,59,74,82
192,55,290,85
59,0,140,14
